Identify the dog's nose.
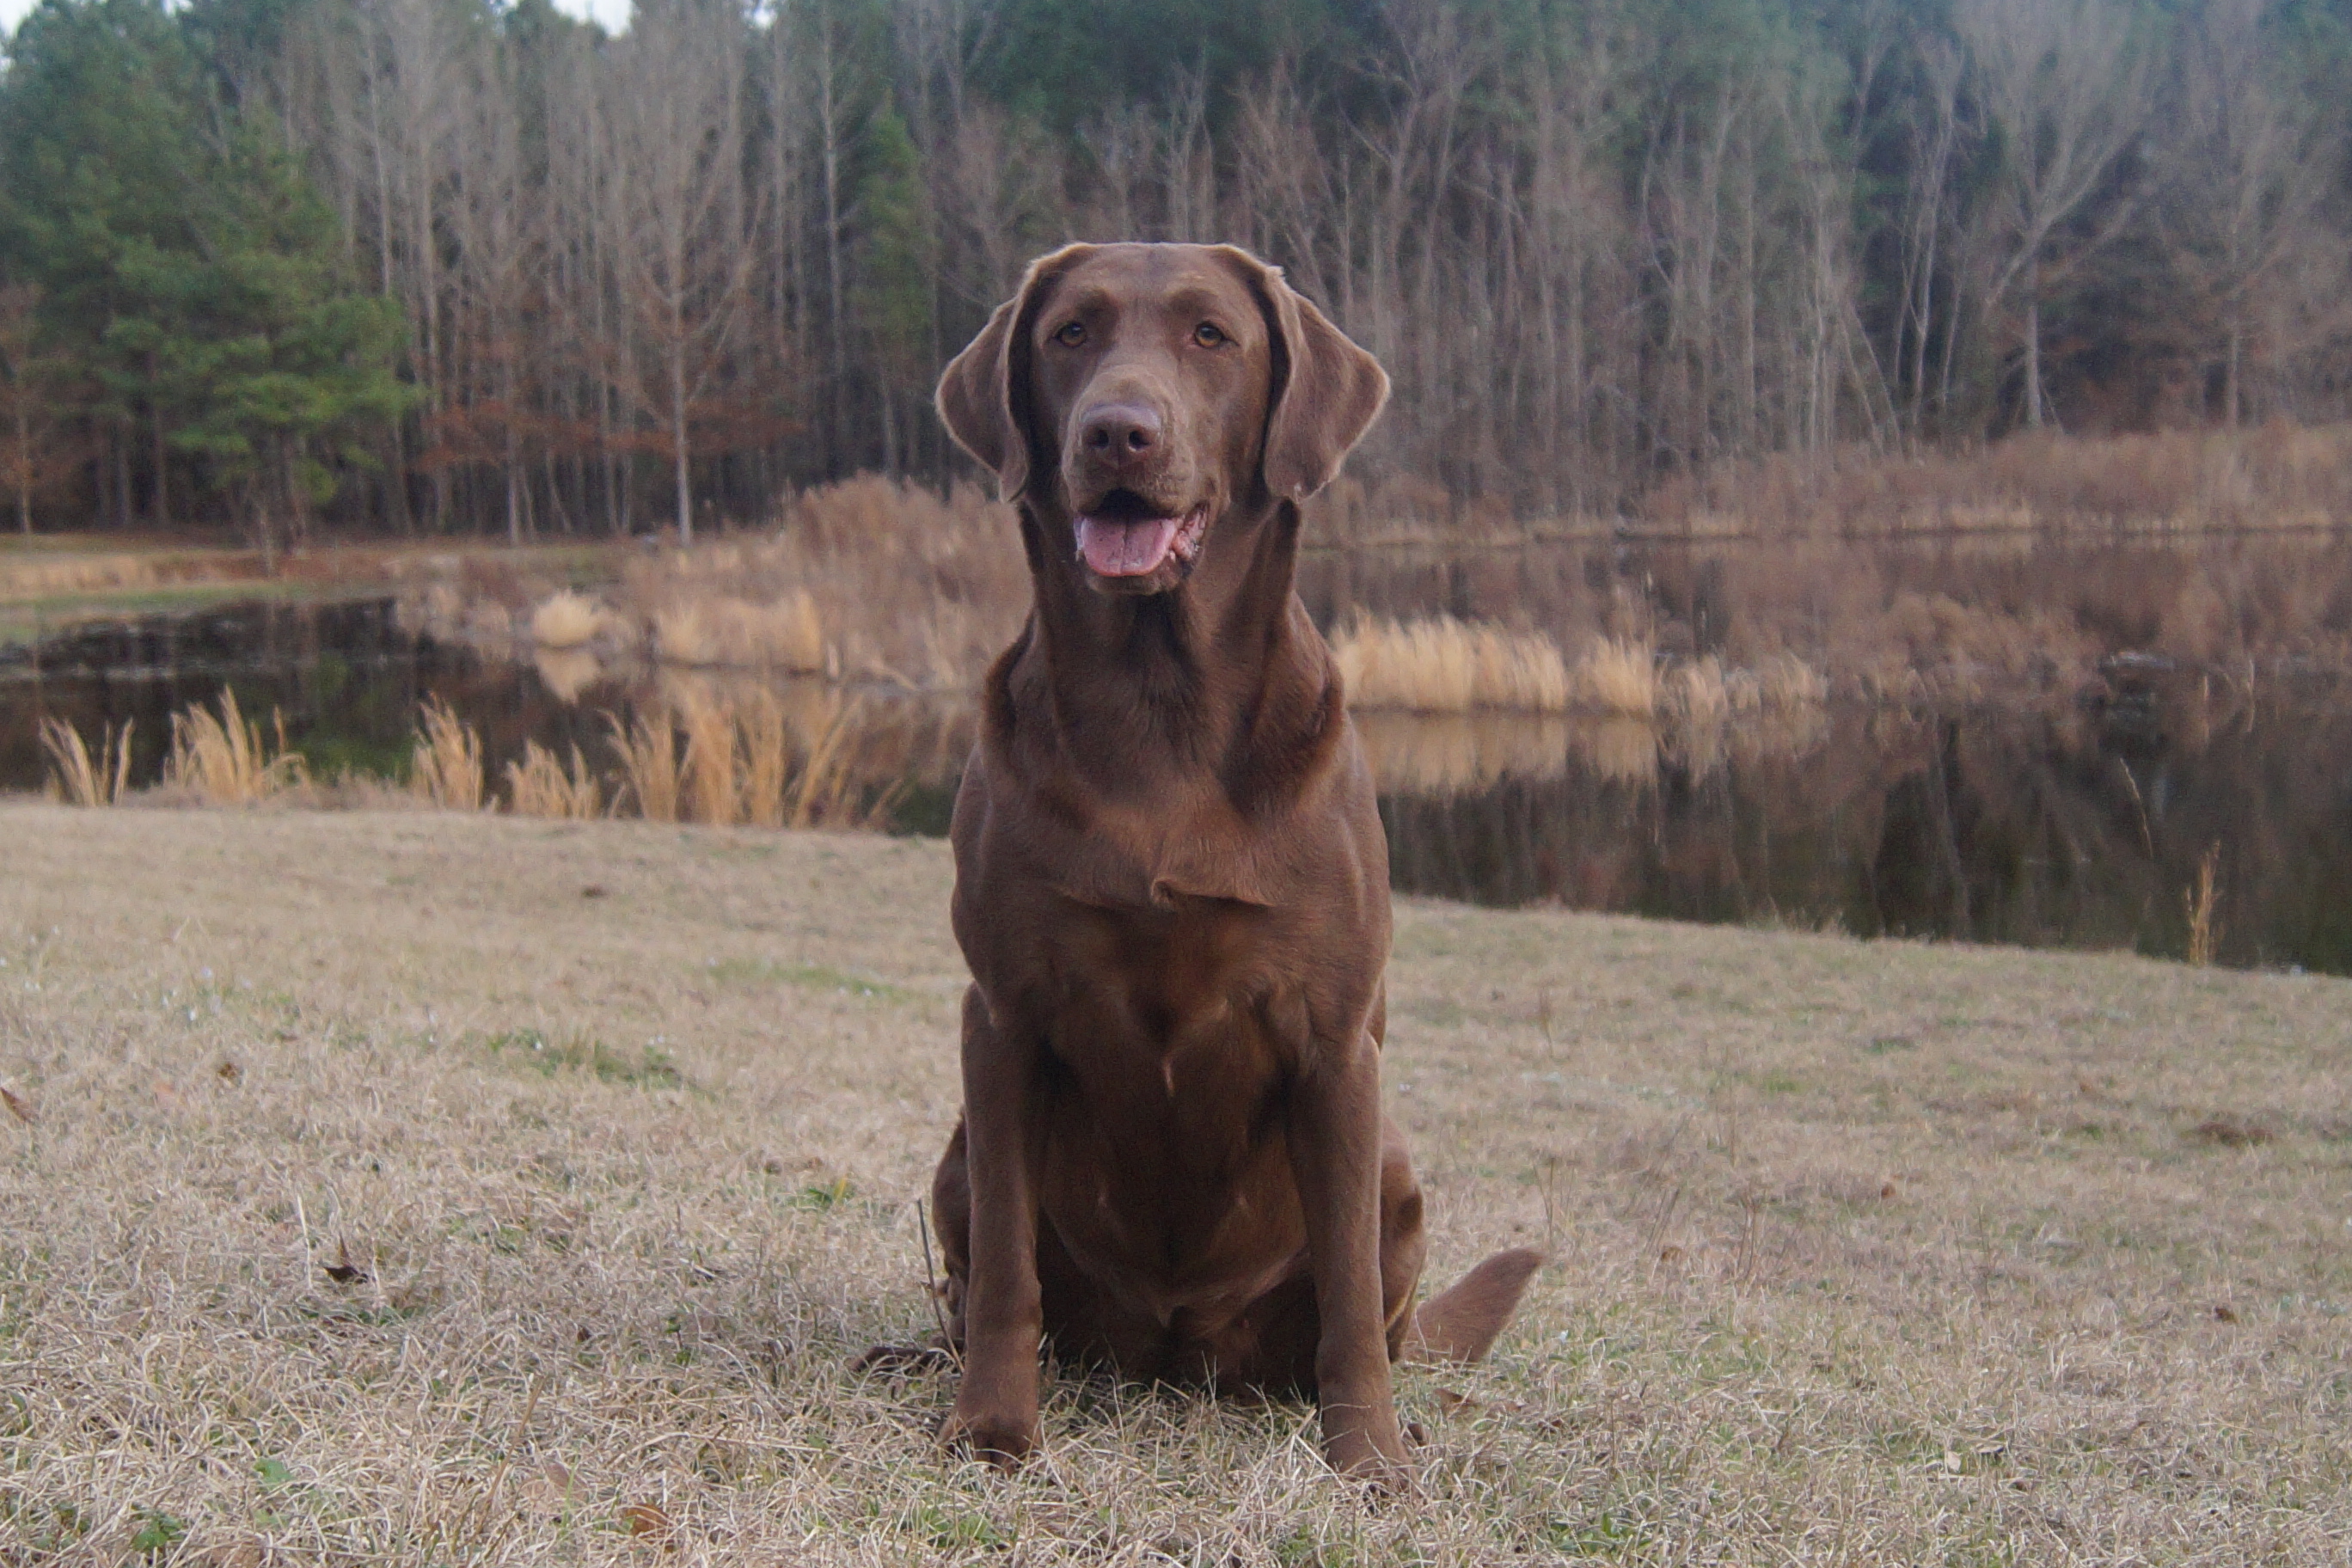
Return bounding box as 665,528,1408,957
1080,403,1161,464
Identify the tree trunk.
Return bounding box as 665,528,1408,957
2225,318,2242,428
13,394,30,533
2023,257,2043,429
671,338,692,545
150,389,170,529
113,427,132,530
818,29,849,479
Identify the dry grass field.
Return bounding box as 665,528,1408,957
1,804,2347,1565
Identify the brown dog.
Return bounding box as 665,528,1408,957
922,242,1540,1481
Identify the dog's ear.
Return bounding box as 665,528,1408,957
935,244,1095,502
1217,248,1390,502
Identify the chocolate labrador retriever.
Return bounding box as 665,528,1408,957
921,242,1539,1481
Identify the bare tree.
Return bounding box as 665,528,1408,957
603,0,762,544
1892,35,1971,437
445,25,541,543
1956,0,2149,428
2159,0,2347,426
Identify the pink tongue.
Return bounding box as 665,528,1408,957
1076,514,1181,577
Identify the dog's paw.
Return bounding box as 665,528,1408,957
1328,1444,1420,1497
1322,1424,1419,1495
938,1404,1038,1470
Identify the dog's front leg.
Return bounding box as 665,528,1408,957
1286,1026,1409,1483
942,988,1044,1467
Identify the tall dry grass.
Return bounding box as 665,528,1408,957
2185,843,2224,966
1332,615,1571,712
162,689,308,805
1638,422,2352,541
1573,636,1660,717
38,716,132,806
652,592,827,673
1331,616,1684,720
678,701,741,824
503,741,603,820
405,479,1020,691
409,698,484,811
605,708,681,823
594,688,875,830
615,477,1021,688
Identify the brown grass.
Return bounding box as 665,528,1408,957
38,716,132,806
162,689,308,805
2,804,2347,1563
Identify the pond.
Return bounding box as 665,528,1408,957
5,594,2349,976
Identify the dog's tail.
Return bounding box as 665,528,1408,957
1407,1247,1545,1364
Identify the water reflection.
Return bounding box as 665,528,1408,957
4,597,2348,975
1379,679,2352,974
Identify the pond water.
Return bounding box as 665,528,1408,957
5,595,2349,976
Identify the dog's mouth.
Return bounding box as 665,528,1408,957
1073,491,1209,581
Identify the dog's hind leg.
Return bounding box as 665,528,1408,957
1406,1248,1544,1364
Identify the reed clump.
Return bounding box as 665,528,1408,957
1332,615,1572,712
1573,636,1660,718
529,590,604,650
611,476,1021,687
579,689,875,829
39,717,132,806
2184,844,2223,966
410,698,484,811
163,689,309,805
503,741,603,820
605,707,682,823
652,591,825,673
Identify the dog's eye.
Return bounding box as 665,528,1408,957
1054,322,1087,347
1193,322,1227,348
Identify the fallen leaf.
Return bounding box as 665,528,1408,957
0,1084,33,1125
323,1240,368,1285
519,1461,575,1517
622,1503,676,1546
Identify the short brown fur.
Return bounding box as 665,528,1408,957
922,242,1540,1482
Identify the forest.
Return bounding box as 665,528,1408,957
1,0,2349,547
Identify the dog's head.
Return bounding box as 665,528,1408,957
936,242,1387,597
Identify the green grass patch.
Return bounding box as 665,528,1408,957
478,1027,688,1090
